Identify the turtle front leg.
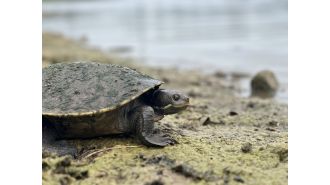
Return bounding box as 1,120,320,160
129,106,175,147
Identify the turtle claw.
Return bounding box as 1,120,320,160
142,134,177,147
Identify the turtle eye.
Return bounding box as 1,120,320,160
172,94,180,101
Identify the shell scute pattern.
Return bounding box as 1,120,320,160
42,62,163,115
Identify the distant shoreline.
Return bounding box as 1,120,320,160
43,0,288,101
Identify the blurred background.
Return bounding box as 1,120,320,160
42,0,288,102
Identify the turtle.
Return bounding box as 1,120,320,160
42,62,189,156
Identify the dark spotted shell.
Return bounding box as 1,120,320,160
42,62,163,116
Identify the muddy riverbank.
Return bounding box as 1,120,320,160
42,32,288,185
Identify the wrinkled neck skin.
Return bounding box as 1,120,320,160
144,88,189,115
150,90,170,115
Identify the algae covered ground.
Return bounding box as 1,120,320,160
42,32,288,185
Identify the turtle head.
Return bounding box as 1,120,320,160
151,89,190,115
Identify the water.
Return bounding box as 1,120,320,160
42,0,288,102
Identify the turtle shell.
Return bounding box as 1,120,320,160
43,62,163,116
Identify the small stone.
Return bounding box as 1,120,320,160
172,164,202,180
234,175,245,183
59,176,73,185
229,111,238,116
200,117,211,125
247,102,255,108
266,127,276,132
157,170,163,175
241,142,252,153
268,121,279,127
200,117,225,126
136,153,147,161
251,70,279,98
145,179,164,185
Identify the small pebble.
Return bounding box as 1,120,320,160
266,127,276,132
229,111,238,116
145,179,164,185
234,175,245,183
247,102,255,108
268,121,279,127
241,142,252,153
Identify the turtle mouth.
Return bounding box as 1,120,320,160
156,102,190,114
165,102,189,108
173,103,190,109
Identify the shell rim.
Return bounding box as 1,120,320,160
42,82,163,117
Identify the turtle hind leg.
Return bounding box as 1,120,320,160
129,106,176,147
42,121,78,157
42,140,78,157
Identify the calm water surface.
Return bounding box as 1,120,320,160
43,0,288,102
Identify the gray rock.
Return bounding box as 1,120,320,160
251,70,279,98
